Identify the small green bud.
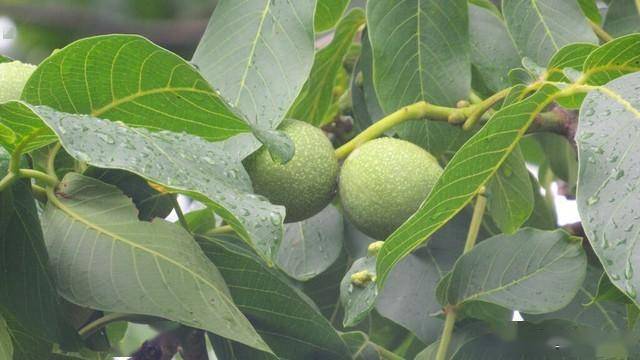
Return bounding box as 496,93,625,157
367,241,385,257
350,270,375,287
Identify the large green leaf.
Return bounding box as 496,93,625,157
289,9,365,126
315,0,351,32
0,148,63,345
485,146,533,234
527,266,631,332
21,35,248,141
418,320,604,359
1,310,53,360
582,33,640,86
276,204,344,281
199,235,351,359
444,228,586,314
375,211,472,344
0,314,11,360
502,0,597,65
396,120,470,161
0,101,57,153
17,103,285,262
577,71,640,305
468,3,521,92
43,173,268,351
367,0,470,110
603,0,640,37
192,0,316,129
302,249,350,319
376,84,561,288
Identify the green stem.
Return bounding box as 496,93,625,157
78,313,157,338
0,172,17,192
31,184,48,203
464,189,487,253
435,306,457,360
207,224,234,235
462,88,511,130
18,169,59,187
589,20,614,43
172,195,190,232
435,189,487,360
47,142,62,180
334,101,457,160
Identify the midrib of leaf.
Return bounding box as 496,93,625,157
46,190,234,306
596,86,640,119
457,244,576,304
531,0,559,51
235,1,271,106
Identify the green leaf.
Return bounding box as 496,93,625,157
376,84,561,288
192,0,316,129
578,0,602,25
446,228,586,314
469,3,521,92
527,266,631,332
250,127,294,164
582,33,640,86
367,0,471,109
421,320,602,359
315,0,351,32
0,314,12,360
302,249,350,318
26,104,285,262
21,35,249,141
0,148,64,344
0,101,57,153
341,256,377,327
577,71,640,303
0,55,11,63
485,145,533,234
289,9,365,126
376,211,474,344
545,43,597,108
591,272,632,304
532,132,578,193
199,235,351,359
276,204,344,281
604,0,640,37
84,168,174,221
1,309,53,360
523,173,557,230
502,0,598,65
43,173,268,352
350,30,385,133
184,208,218,235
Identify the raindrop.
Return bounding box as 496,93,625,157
584,108,595,116
269,212,282,225
581,132,594,140
613,168,625,180
608,155,619,163
202,156,216,165
626,282,637,298
600,233,610,249
611,273,620,280
593,146,604,154
625,224,634,233
587,195,599,206
96,132,115,144
625,261,634,279
74,151,91,162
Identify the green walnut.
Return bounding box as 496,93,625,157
244,119,339,223
339,138,443,239
0,61,36,103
